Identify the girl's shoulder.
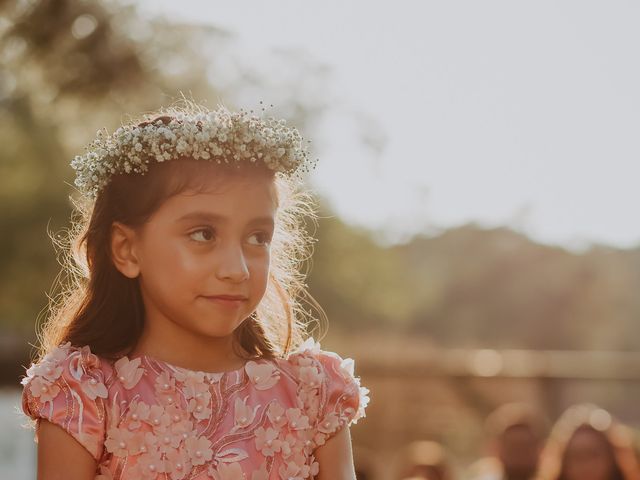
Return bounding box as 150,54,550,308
20,342,114,462
21,342,117,393
277,338,370,427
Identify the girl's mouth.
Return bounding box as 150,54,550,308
201,295,248,308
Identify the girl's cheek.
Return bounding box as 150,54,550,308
153,251,197,284
167,249,196,270
250,252,271,272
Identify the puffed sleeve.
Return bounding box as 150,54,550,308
20,342,109,462
292,338,370,444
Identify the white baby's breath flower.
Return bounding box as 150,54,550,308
70,104,316,199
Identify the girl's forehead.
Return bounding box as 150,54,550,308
168,158,276,193
158,175,278,222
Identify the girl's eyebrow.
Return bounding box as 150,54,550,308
176,211,275,227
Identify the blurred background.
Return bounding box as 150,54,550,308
2,1,640,479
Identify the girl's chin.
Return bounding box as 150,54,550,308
191,323,243,339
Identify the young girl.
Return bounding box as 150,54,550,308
19,103,370,480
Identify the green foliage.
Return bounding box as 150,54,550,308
310,219,640,351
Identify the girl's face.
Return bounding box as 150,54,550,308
562,426,617,480
114,168,277,346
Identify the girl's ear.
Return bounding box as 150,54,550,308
110,221,141,279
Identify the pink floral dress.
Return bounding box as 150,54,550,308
20,338,370,480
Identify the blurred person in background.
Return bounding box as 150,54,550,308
395,440,454,480
468,403,547,480
535,403,640,480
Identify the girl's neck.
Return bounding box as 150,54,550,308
128,330,249,373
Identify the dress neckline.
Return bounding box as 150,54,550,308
130,352,261,376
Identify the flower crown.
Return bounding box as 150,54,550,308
70,103,317,199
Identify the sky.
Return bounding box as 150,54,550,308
136,0,640,251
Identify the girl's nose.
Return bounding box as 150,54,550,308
215,244,250,282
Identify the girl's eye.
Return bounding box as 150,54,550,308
188,228,271,246
189,228,216,243
248,231,272,246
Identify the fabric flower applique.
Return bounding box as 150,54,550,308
145,404,171,432
128,430,158,455
104,426,135,457
333,355,371,424
295,428,324,453
68,345,102,381
230,395,260,432
81,343,102,366
114,356,145,389
285,408,310,430
157,405,195,438
163,447,192,480
278,432,302,459
164,402,190,426
152,414,191,454
355,384,371,424
42,341,72,363
292,337,321,356
157,433,183,455
176,370,209,399
318,349,370,426
317,412,341,435
132,449,166,479
124,400,151,430
80,375,108,400
254,426,281,456
176,370,213,421
245,361,280,390
155,370,177,405
27,376,60,403
278,450,318,480
23,358,64,383
184,435,213,466
267,401,287,429
21,342,69,384
295,387,320,423
187,393,212,421
46,345,108,400
305,455,321,479
297,364,323,391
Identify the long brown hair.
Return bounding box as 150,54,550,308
34,105,326,363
